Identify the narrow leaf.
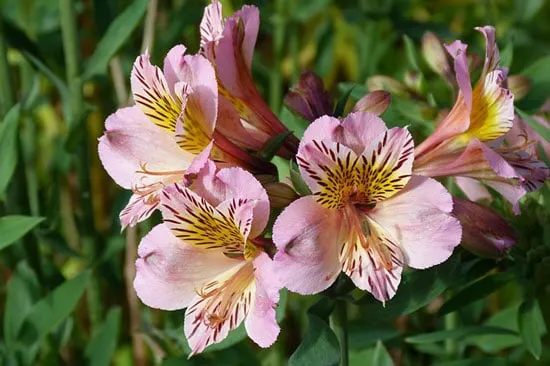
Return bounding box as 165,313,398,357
405,326,517,344
333,85,355,118
0,105,21,196
3,262,35,349
518,298,542,360
85,308,121,366
0,215,44,251
289,160,312,196
403,35,421,71
19,270,91,345
257,131,293,161
516,108,550,143
438,272,515,315
83,0,149,79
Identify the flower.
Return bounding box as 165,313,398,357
99,46,271,228
134,163,280,355
413,26,548,213
284,71,334,122
272,112,461,302
199,1,299,156
452,197,517,258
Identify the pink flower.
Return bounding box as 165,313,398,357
414,26,548,213
134,163,280,355
199,1,298,156
272,112,462,302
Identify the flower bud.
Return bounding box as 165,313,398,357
452,197,517,259
352,90,391,116
404,71,424,93
264,182,298,208
422,31,453,84
284,71,333,122
366,76,407,96
507,75,531,100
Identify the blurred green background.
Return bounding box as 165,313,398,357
1,0,550,365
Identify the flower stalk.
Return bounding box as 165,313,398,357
331,301,349,366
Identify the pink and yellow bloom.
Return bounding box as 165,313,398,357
199,1,299,156
134,163,280,354
414,26,548,212
273,112,461,302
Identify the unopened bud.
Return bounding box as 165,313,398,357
264,182,298,208
452,197,517,259
284,71,333,122
366,76,407,96
404,71,424,93
422,32,452,83
507,75,531,100
352,90,391,115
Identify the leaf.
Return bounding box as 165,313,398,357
85,308,121,366
291,0,332,22
405,326,517,344
518,298,542,360
518,55,550,111
516,108,550,143
0,215,44,252
434,358,516,366
257,131,294,161
289,314,340,366
19,270,91,345
0,104,20,196
349,326,398,350
3,262,36,351
500,42,514,69
334,84,355,118
372,341,393,366
403,35,421,71
0,15,43,63
357,255,460,320
289,160,312,196
82,0,149,80
438,272,515,315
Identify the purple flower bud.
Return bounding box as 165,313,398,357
352,90,391,116
284,71,333,122
452,197,517,259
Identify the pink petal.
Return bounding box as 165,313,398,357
134,224,238,310
231,5,259,71
245,252,281,348
370,176,462,269
455,176,492,201
445,40,472,111
200,0,224,61
163,44,187,93
300,115,341,146
98,106,193,190
475,26,499,77
272,196,343,295
120,193,160,229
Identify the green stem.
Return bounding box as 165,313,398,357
270,0,285,112
289,20,300,84
0,21,14,117
444,310,458,358
59,0,101,330
331,301,349,366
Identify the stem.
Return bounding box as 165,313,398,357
330,301,349,366
269,0,285,112
0,21,14,117
289,21,300,84
60,0,102,329
444,310,458,358
140,0,158,54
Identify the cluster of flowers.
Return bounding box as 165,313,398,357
98,1,549,355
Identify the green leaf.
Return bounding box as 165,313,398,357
403,35,421,72
358,255,459,320
0,105,21,196
85,308,121,366
334,85,355,117
518,55,550,110
372,341,393,366
289,160,312,196
518,298,542,360
257,131,294,161
82,0,149,80
500,42,514,69
438,272,515,315
405,326,517,344
516,108,550,142
434,358,516,366
19,270,91,345
0,215,44,252
289,314,340,366
3,262,36,351
291,0,332,22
